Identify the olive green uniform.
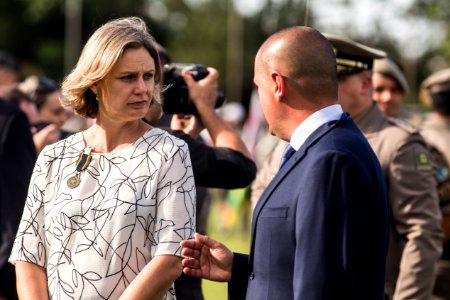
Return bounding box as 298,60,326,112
250,139,288,208
420,114,450,300
354,102,443,300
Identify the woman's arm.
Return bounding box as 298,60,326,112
15,261,49,299
119,255,182,300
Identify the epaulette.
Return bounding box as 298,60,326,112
387,117,419,134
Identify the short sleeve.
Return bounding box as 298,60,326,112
9,150,48,267
152,137,196,257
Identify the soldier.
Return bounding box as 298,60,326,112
250,138,288,208
325,33,443,300
372,57,423,126
419,68,450,300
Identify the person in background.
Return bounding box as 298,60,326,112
2,87,59,155
17,76,71,153
250,138,287,208
372,58,409,117
145,43,257,300
19,76,70,127
0,98,36,300
3,87,39,126
9,17,196,299
0,51,19,97
181,26,389,299
372,57,424,126
325,33,443,300
419,68,450,300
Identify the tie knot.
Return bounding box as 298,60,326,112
279,144,296,169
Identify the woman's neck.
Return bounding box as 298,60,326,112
83,119,151,153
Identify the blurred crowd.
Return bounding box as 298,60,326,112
1,21,450,300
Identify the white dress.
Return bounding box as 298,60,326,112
9,128,196,299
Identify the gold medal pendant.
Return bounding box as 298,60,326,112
67,174,81,189
67,146,92,189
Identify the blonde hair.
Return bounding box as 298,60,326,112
61,17,162,118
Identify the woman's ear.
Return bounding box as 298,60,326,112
89,83,98,95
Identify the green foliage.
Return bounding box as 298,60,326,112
23,0,63,22
409,0,450,20
2,0,449,108
407,0,450,90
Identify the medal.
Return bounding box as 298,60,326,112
67,174,81,188
67,146,92,189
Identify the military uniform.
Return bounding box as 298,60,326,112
324,33,444,300
250,138,288,208
353,102,443,300
420,114,450,300
420,68,450,300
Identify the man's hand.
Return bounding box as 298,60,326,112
170,114,204,139
181,67,219,112
180,66,252,159
180,233,233,282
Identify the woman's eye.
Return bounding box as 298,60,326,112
143,73,154,80
121,74,135,81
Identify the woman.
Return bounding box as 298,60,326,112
9,17,196,300
18,76,70,153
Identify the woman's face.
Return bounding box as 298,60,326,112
372,73,403,117
38,91,69,127
95,47,156,124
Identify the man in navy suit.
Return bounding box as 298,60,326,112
180,26,389,300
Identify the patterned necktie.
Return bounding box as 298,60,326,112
279,144,296,169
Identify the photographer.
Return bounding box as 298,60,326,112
144,65,256,300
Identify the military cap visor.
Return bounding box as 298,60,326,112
374,58,409,94
421,68,450,94
324,33,386,76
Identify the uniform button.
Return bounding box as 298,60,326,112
249,272,255,280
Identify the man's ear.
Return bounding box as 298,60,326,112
360,72,373,96
272,72,286,102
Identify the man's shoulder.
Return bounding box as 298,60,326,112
369,116,424,147
387,117,419,134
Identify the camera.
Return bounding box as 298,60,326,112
162,63,225,115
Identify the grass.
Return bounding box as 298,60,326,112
201,190,252,300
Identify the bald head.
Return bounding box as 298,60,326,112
256,26,338,105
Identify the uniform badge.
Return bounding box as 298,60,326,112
429,147,450,208
414,149,433,172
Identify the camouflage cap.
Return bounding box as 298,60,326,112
323,33,386,76
373,58,409,94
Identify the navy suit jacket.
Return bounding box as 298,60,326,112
229,113,389,300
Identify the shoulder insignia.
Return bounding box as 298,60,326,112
388,117,418,134
414,148,434,172
428,146,450,207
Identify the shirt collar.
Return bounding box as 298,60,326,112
289,104,343,151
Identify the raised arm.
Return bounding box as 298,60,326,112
180,68,251,159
